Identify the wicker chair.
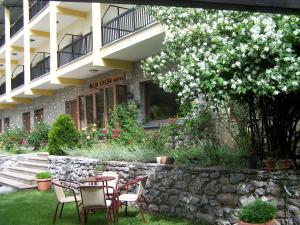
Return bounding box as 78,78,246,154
52,179,82,224
78,185,118,225
118,176,149,223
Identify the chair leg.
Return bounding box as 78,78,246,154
59,203,64,218
76,202,81,224
106,208,111,225
80,210,85,225
84,209,88,223
53,202,60,224
140,207,146,223
125,202,128,216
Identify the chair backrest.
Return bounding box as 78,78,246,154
102,171,119,189
52,179,66,202
79,186,106,208
136,176,147,197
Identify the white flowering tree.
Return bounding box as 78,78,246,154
142,7,300,164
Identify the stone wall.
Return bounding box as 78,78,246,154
48,156,300,225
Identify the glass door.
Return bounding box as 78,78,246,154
96,90,105,128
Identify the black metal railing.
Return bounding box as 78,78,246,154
29,0,49,20
57,32,93,67
11,65,24,90
31,52,50,80
0,35,5,48
0,82,6,95
10,15,24,37
102,7,155,46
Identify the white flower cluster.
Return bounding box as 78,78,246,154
142,8,300,111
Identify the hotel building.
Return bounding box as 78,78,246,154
0,0,179,131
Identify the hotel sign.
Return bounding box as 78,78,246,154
89,74,126,89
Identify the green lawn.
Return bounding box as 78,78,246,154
0,190,194,225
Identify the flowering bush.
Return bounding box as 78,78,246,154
27,122,50,150
142,8,300,163
0,128,29,152
108,100,144,145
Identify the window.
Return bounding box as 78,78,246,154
34,108,44,123
65,100,79,128
79,85,127,129
4,117,9,130
23,112,31,131
144,82,179,121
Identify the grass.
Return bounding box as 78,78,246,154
0,190,194,225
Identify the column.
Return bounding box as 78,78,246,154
92,2,102,66
5,7,11,94
50,1,58,74
23,0,30,86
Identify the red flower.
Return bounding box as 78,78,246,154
113,129,119,134
113,133,118,139
102,128,108,134
21,139,28,145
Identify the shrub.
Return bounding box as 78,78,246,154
27,122,50,150
170,140,247,169
108,100,144,145
48,114,80,155
0,128,28,152
36,172,51,179
239,199,277,223
64,144,161,163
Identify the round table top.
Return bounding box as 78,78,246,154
80,176,116,183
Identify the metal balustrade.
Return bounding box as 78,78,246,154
11,65,24,90
102,7,155,46
0,35,5,48
31,52,50,80
57,32,93,67
29,0,49,20
10,15,24,37
0,82,5,96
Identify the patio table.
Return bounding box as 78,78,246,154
80,176,117,196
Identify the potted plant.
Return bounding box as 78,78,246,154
156,156,174,165
36,172,52,191
95,165,104,176
238,199,277,225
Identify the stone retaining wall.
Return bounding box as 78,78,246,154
48,156,300,225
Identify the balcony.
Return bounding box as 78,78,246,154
31,52,50,81
10,15,24,38
57,32,93,67
29,0,49,20
0,82,5,95
102,7,155,46
0,35,5,48
11,65,24,90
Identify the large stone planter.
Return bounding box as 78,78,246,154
238,219,277,225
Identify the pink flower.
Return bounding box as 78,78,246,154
102,128,108,134
21,139,28,145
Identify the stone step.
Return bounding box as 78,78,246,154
37,152,49,158
8,166,46,176
26,156,48,164
0,177,36,189
0,171,36,185
18,161,49,170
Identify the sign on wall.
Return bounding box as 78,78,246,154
89,73,126,89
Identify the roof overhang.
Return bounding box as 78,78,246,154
50,0,300,15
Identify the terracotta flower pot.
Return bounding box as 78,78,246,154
37,178,52,191
239,219,276,225
276,159,292,170
263,160,276,170
157,156,174,165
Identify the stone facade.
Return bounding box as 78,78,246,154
0,63,150,129
48,156,300,225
